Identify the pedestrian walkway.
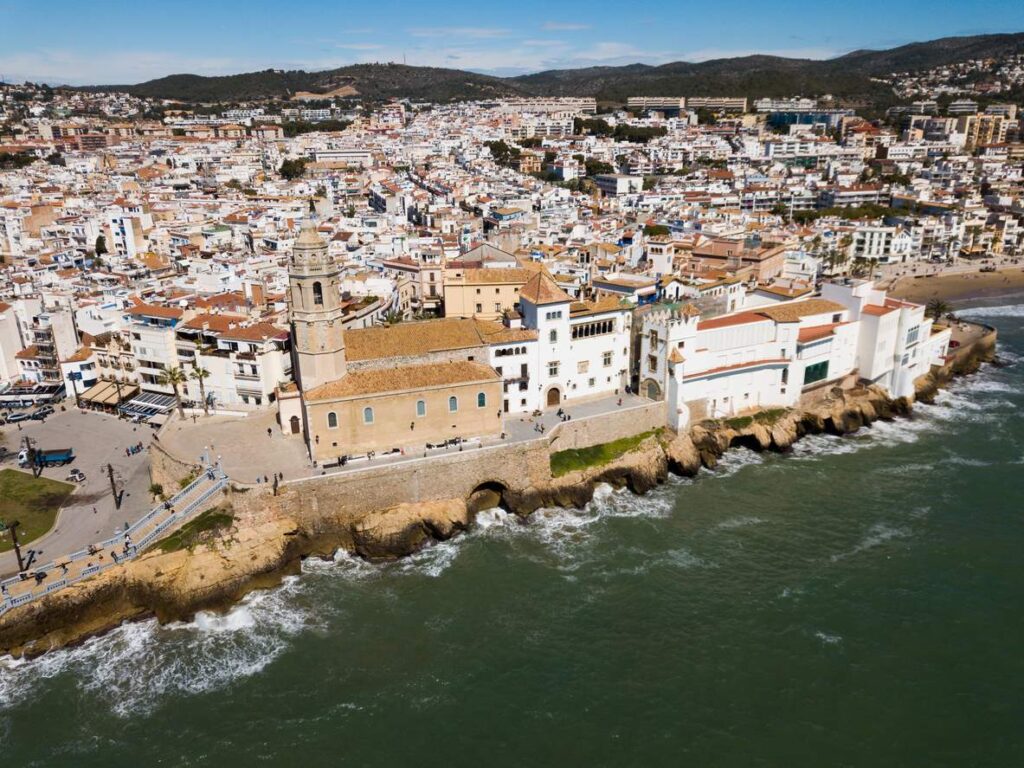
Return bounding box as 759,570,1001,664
0,459,228,617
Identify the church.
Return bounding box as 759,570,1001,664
278,221,632,463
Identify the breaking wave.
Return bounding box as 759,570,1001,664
0,576,313,718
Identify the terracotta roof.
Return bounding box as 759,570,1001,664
797,323,841,343
63,347,93,363
862,303,897,317
569,296,629,318
697,311,771,331
472,319,538,344
220,323,288,342
756,299,846,323
519,271,571,306
346,318,488,362
15,345,39,359
304,360,498,401
182,313,247,332
127,302,184,319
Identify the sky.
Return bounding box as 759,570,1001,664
1,0,1023,85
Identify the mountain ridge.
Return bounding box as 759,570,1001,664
73,32,1024,105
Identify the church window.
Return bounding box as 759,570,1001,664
327,411,338,429
363,407,374,424
416,400,426,417
449,396,458,412
313,281,324,306
477,392,487,408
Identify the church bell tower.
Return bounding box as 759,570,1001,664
289,219,347,391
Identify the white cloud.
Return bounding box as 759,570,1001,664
541,22,591,31
333,43,385,51
0,49,251,85
407,27,510,39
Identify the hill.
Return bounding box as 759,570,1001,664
80,32,1024,105
81,63,524,103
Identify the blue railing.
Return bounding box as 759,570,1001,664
0,467,228,617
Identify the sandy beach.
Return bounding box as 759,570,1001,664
887,267,1024,305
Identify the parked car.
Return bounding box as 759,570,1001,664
6,412,30,423
30,406,54,420
66,468,86,483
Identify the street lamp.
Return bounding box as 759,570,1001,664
0,520,26,572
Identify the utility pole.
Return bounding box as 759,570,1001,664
0,520,26,572
107,463,121,509
70,371,81,409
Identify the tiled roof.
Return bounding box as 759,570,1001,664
697,311,771,331
127,302,184,319
756,299,846,323
304,360,498,401
861,304,897,317
519,271,571,306
346,318,487,361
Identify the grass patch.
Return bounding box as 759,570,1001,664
723,415,753,430
753,408,789,425
151,507,235,554
550,430,657,478
722,408,790,431
0,469,75,552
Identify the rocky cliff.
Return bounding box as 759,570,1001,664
0,339,992,658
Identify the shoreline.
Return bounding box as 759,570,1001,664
0,324,999,660
887,266,1024,306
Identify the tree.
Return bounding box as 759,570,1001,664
925,299,952,323
190,365,211,415
94,235,107,256
159,367,189,419
850,256,872,278
279,158,307,180
643,224,670,237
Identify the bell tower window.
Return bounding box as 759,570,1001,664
312,281,324,306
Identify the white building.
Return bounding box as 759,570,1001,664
640,281,952,431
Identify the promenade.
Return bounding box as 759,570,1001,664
0,463,227,617
159,392,652,485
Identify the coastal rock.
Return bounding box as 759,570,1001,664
0,518,302,659
351,499,470,559
665,433,702,476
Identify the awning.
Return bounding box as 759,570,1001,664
80,380,139,406
119,392,177,418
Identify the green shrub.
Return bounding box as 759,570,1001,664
550,431,656,477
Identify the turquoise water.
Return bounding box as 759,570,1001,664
2,301,1023,767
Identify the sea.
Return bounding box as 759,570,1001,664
1,299,1022,767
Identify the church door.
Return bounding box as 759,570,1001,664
546,388,561,408
289,415,301,434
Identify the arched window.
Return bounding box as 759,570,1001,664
312,281,324,306
327,411,338,428
477,392,487,408
363,407,374,424
448,396,458,413
549,329,557,343
416,400,426,417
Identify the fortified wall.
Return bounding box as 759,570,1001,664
228,401,666,529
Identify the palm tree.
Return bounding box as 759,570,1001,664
850,257,871,278
158,366,189,419
190,364,211,415
926,299,952,324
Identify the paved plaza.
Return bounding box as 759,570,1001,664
0,408,155,577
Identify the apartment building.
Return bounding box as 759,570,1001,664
442,267,535,320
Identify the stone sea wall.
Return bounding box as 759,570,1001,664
0,330,996,659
